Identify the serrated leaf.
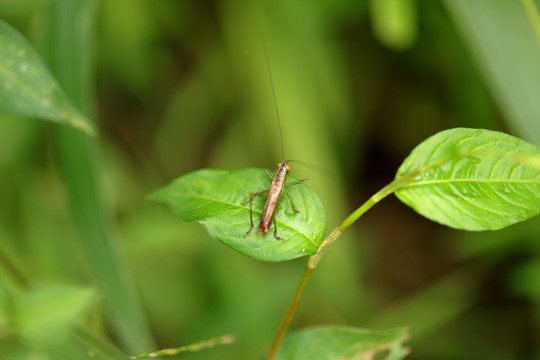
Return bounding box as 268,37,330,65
13,285,95,346
274,326,409,360
149,168,326,262
395,128,540,230
0,20,95,136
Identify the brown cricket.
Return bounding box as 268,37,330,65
243,34,305,240
245,160,304,239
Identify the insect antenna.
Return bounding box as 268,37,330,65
261,28,286,161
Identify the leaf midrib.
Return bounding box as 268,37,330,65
184,193,317,247
403,178,540,187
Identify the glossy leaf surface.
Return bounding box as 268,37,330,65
395,128,540,230
274,326,409,360
0,20,95,135
149,168,326,262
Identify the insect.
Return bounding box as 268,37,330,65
244,34,306,240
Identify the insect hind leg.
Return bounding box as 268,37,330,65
284,192,299,214
286,178,307,186
273,221,281,240
243,189,269,236
283,178,307,214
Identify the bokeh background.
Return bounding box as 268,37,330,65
1,0,540,359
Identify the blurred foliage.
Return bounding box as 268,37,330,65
0,0,539,359
0,20,94,135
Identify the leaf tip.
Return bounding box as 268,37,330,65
146,188,166,204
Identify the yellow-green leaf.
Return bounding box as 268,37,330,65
395,128,540,230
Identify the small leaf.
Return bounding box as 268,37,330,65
13,285,95,346
274,326,409,360
0,20,95,136
149,168,326,262
395,128,540,230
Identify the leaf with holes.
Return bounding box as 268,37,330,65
395,128,540,230
149,168,326,262
273,326,409,360
0,20,95,136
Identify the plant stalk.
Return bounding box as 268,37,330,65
265,158,448,359
131,335,235,359
264,262,315,360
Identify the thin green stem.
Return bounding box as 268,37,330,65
310,158,445,268
264,157,449,359
264,264,315,359
130,335,235,359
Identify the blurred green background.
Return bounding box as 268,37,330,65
1,0,540,359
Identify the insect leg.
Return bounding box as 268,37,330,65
264,169,274,179
283,178,307,214
243,189,269,236
285,192,300,214
285,178,307,186
273,220,281,241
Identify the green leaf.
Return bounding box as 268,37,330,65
0,20,95,136
274,326,409,360
149,168,327,262
13,285,96,346
395,128,540,231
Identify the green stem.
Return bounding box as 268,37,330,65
312,158,446,268
130,335,235,359
264,264,314,360
265,158,447,359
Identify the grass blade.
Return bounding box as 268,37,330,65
40,0,153,352
444,0,540,145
